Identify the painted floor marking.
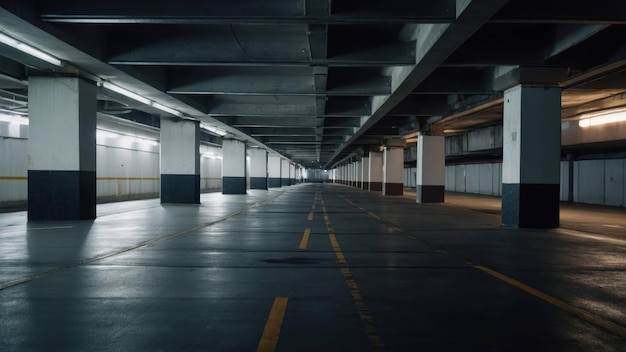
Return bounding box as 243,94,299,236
320,195,386,350
307,212,314,221
257,297,289,352
340,192,626,340
473,265,626,339
299,228,311,250
0,191,286,291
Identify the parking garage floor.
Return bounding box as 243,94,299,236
1,183,625,351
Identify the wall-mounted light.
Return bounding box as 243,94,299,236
200,122,227,136
579,108,626,128
0,32,64,67
101,82,151,105
0,113,28,125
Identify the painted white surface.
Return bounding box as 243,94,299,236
383,147,403,184
28,76,97,171
416,135,445,186
160,118,199,175
268,155,281,178
369,152,383,183
502,85,561,184
281,158,290,179
248,148,268,178
222,139,246,177
362,157,370,183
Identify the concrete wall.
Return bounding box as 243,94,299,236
0,121,223,208
439,159,626,208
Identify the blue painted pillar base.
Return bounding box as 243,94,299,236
161,174,200,203
28,170,96,221
223,176,247,194
502,183,559,228
417,185,445,203
268,178,282,188
250,177,268,190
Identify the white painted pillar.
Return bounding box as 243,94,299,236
222,139,247,194
161,118,200,203
28,76,97,220
356,160,363,189
416,135,445,203
502,84,561,227
368,151,383,191
289,163,296,185
268,155,282,188
281,158,290,186
383,143,404,196
248,148,268,190
361,156,370,190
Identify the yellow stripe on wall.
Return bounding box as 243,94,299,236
0,176,27,180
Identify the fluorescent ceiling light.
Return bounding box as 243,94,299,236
0,32,64,67
0,113,28,125
151,102,184,117
579,109,626,128
96,129,119,139
200,122,227,136
101,82,152,105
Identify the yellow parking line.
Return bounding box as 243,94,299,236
299,228,311,250
257,297,289,352
307,212,314,221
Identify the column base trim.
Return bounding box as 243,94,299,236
250,177,268,190
369,182,383,191
502,183,559,228
417,185,444,203
281,178,290,186
383,183,403,196
362,182,369,190
161,174,201,204
223,176,247,194
28,170,96,221
268,178,282,188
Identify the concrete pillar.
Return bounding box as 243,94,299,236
356,160,363,189
222,139,247,194
248,148,268,190
383,143,404,196
502,84,561,228
28,76,97,220
289,163,296,185
268,155,282,188
281,158,290,186
361,156,370,190
416,135,445,203
161,118,200,203
369,152,383,191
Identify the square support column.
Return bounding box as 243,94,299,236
416,135,445,203
28,76,97,220
222,139,247,194
356,160,363,189
248,148,268,190
361,156,370,190
268,155,282,188
160,118,200,203
502,84,561,228
383,144,404,196
289,163,296,185
369,152,383,191
281,158,290,186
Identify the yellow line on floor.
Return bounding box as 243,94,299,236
339,192,626,340
257,297,289,352
320,195,385,350
474,265,626,339
0,176,27,180
307,212,314,221
299,228,311,250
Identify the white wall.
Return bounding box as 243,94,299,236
439,159,625,208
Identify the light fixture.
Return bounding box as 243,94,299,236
96,129,119,139
151,102,184,117
579,108,626,128
101,82,152,105
0,113,28,125
0,32,64,67
200,122,227,136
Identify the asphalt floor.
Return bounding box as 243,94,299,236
1,183,625,351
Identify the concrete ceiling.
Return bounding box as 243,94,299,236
1,0,626,168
